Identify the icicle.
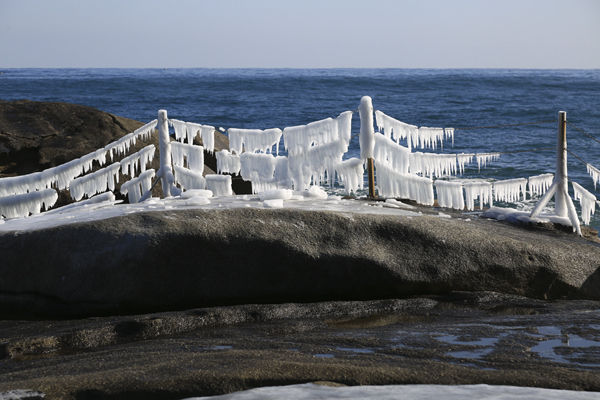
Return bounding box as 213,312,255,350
337,111,353,147
283,114,346,157
493,178,527,203
133,119,157,142
373,110,418,148
416,127,445,150
528,173,553,197
185,122,201,144
120,169,155,203
119,144,155,176
586,163,600,189
200,125,215,154
435,180,464,210
240,153,278,193
216,150,241,174
475,153,500,171
375,163,434,206
444,127,455,147
572,181,596,225
287,140,346,190
456,153,474,175
335,158,364,195
273,156,292,189
226,128,283,154
409,152,457,178
463,181,493,211
169,119,188,143
373,133,410,174
170,142,204,173
69,162,121,201
205,174,232,196
0,188,58,219
174,165,206,191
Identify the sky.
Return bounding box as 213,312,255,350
1,0,599,68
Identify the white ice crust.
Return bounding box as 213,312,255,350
435,180,464,210
572,181,596,225
120,169,155,203
0,188,58,219
205,174,232,196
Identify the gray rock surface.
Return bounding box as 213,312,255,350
0,208,598,317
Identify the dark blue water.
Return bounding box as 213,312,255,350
1,68,600,227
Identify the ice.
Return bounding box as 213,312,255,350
409,152,457,178
216,150,241,174
304,185,328,199
69,162,121,201
119,144,156,176
572,181,596,225
359,96,374,160
168,119,188,142
227,127,283,154
416,127,445,149
259,189,293,201
375,162,434,205
200,125,215,153
104,119,157,162
180,189,213,199
374,110,419,148
586,163,600,189
120,169,155,203
463,181,493,211
170,142,204,172
44,192,116,215
528,173,554,197
240,153,278,192
0,188,58,219
287,140,346,190
335,158,364,195
174,165,206,191
445,127,455,147
475,153,500,171
205,174,232,196
493,178,527,203
373,133,410,174
283,112,350,157
263,199,284,208
435,180,465,210
457,153,474,175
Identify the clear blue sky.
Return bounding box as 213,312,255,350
1,0,598,68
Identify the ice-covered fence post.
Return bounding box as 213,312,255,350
529,111,581,235
157,109,176,197
359,96,376,199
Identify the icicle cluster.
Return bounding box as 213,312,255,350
463,181,493,211
69,162,121,201
120,169,155,203
410,152,457,177
528,173,553,197
173,165,206,191
120,145,155,177
170,142,204,172
475,153,500,171
335,158,364,195
374,110,418,145
434,180,464,210
227,128,283,155
493,178,527,203
572,181,596,225
415,127,445,149
283,112,352,156
169,119,188,142
105,119,157,161
373,134,410,174
185,122,216,152
239,153,291,193
216,150,241,174
586,163,600,189
375,163,434,206
205,174,232,196
0,188,58,219
457,154,474,175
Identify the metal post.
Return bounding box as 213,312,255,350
157,109,175,197
367,157,376,199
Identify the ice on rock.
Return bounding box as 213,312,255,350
493,178,527,203
120,169,155,203
263,199,284,209
180,189,213,199
572,181,596,225
259,189,293,201
174,165,206,191
69,162,121,201
120,144,156,176
409,152,457,178
375,162,434,206
205,174,232,196
463,181,493,211
44,191,116,216
528,173,554,197
304,185,328,199
374,110,418,147
457,153,474,175
170,142,204,172
586,163,600,189
0,188,58,219
227,128,283,155
373,133,410,174
335,158,364,195
216,150,241,174
475,153,500,171
434,180,465,210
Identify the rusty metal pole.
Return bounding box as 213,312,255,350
367,157,376,199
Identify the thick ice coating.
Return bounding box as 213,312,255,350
410,152,457,177
475,153,500,171
184,122,215,153
120,144,156,176
463,181,493,211
105,119,157,161
120,169,155,204
168,119,188,143
0,188,58,219
374,110,418,147
435,180,465,210
572,181,596,225
205,174,232,196
359,96,374,160
170,142,204,173
375,162,434,206
335,158,364,195
227,128,283,155
373,133,410,174
457,153,474,175
216,150,241,174
173,165,206,191
69,162,121,201
586,163,600,189
493,178,527,203
528,173,554,197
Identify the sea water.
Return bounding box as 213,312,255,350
1,68,599,228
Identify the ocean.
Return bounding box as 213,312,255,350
1,68,599,229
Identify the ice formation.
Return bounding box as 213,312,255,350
173,165,206,191
359,96,374,160
374,110,418,147
259,189,293,201
69,162,121,201
120,169,155,204
205,174,232,196
105,119,157,161
216,150,241,174
283,112,351,156
475,153,500,171
170,142,204,172
0,188,58,219
335,158,364,195
463,181,493,211
168,119,188,143
586,163,600,189
493,178,527,203
373,133,410,174
119,144,155,177
227,128,283,155
434,180,465,210
409,152,457,178
239,153,280,193
184,122,215,153
415,127,445,150
375,162,434,206
456,153,474,175
528,173,554,197
44,191,116,216
572,181,596,225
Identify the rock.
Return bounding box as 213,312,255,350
0,209,598,318
0,390,45,400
